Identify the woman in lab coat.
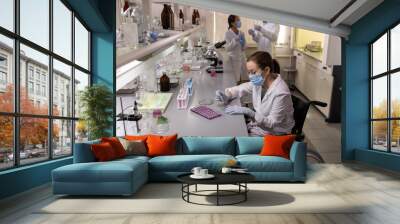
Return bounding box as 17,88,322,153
248,21,280,56
216,51,294,136
224,15,247,83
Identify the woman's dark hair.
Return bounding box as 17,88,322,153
247,51,280,74
228,15,237,29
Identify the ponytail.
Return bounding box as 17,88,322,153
247,51,280,74
272,59,280,74
228,15,237,29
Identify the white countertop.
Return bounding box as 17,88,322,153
116,68,249,137
116,47,249,137
294,48,323,62
117,26,204,68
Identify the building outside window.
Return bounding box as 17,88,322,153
41,73,46,83
41,85,46,97
370,23,400,154
35,70,40,81
28,81,34,94
28,66,34,80
0,54,7,90
35,83,40,95
0,0,91,170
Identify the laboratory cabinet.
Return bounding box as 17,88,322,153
293,49,338,120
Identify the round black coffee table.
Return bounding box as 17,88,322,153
177,173,255,206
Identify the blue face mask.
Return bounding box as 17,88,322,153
236,20,241,28
249,73,264,86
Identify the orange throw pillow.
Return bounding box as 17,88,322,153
259,135,296,159
146,134,178,157
101,137,126,158
125,135,149,141
91,142,117,162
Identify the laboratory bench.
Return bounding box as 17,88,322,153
116,45,249,137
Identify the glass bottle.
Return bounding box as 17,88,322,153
179,9,184,29
161,4,169,29
167,5,174,30
195,10,200,25
192,9,196,25
160,72,170,92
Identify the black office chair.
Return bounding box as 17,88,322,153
291,95,327,162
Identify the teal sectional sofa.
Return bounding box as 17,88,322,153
52,137,306,196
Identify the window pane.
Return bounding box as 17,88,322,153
74,69,89,118
0,116,14,170
20,117,49,165
0,0,14,31
391,72,400,118
391,24,400,70
372,76,387,119
53,0,72,60
53,119,72,158
53,59,72,117
372,121,388,151
20,0,49,49
75,18,89,70
0,35,14,112
372,33,387,76
391,120,400,153
20,44,49,115
75,120,88,143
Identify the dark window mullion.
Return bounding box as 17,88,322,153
388,29,391,152
13,0,20,167
49,0,54,160
71,10,76,155
370,45,373,149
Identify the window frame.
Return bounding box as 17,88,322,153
0,0,92,171
370,20,400,154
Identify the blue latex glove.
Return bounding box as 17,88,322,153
239,34,245,47
225,105,255,117
248,29,255,37
215,90,231,105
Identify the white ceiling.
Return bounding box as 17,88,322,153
175,0,384,37
225,0,352,22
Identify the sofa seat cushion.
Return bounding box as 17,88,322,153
116,155,150,163
236,155,293,172
177,137,236,155
149,154,235,172
53,159,147,183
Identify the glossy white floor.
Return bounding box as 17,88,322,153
1,163,400,224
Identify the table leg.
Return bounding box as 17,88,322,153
217,184,219,206
187,184,190,202
195,184,198,192
245,183,247,201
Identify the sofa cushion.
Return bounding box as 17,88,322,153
236,155,293,172
101,137,127,158
260,135,296,159
177,137,236,155
53,158,147,183
236,137,264,155
73,140,100,163
91,142,118,161
147,134,178,157
118,138,147,156
149,154,235,172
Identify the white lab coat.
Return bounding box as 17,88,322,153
252,23,280,56
224,29,247,82
226,75,294,136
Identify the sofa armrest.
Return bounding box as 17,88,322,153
73,140,100,163
289,141,307,182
